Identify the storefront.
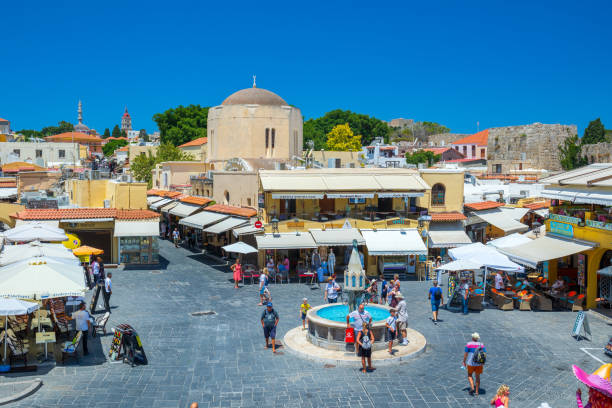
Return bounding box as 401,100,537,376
202,217,250,256
427,221,472,260
360,229,428,278
114,220,160,265
255,232,318,273
309,228,366,274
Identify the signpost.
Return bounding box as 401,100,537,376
572,311,591,340
254,220,262,229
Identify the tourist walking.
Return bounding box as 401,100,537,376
261,302,279,353
396,293,408,345
327,249,335,275
300,298,311,329
258,268,270,305
428,280,443,323
460,278,470,315
91,257,101,285
490,384,509,407
324,276,340,303
172,228,180,248
463,332,486,396
385,308,397,354
71,302,91,355
103,272,112,313
356,322,375,373
231,258,242,289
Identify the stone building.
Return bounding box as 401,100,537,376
427,133,470,147
206,80,303,165
121,107,132,134
0,118,11,135
582,142,612,164
487,123,576,173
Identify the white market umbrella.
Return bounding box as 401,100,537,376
0,298,39,364
3,223,67,243
0,257,87,300
0,241,78,266
448,242,523,272
222,242,258,254
435,259,482,271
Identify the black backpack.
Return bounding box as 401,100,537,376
434,287,442,301
473,345,486,364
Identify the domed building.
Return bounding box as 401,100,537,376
207,80,303,163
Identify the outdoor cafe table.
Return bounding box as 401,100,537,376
30,317,52,331
36,331,56,361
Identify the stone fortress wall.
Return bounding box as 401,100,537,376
581,142,612,164
486,123,576,172
427,133,470,147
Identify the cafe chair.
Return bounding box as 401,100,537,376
5,332,29,366
533,293,553,311
519,294,534,311
92,312,110,337
61,331,83,364
496,293,514,311
570,294,586,311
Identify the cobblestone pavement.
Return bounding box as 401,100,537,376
1,239,611,407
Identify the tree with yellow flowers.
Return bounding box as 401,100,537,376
325,123,362,151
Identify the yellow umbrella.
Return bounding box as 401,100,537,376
73,246,104,256
62,233,81,249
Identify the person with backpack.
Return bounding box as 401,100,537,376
260,302,279,353
385,308,397,354
463,332,486,396
356,322,375,373
428,280,443,323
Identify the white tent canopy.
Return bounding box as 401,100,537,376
497,236,594,269
180,212,229,229
449,242,523,272
0,241,77,266
487,233,532,249
475,209,529,234
0,257,87,299
0,298,39,316
309,228,365,246
222,242,258,254
3,222,67,243
255,233,317,250
435,259,482,271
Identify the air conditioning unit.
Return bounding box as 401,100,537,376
103,200,110,208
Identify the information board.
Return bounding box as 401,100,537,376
572,311,591,340
108,328,124,360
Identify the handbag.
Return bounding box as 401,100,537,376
345,328,355,343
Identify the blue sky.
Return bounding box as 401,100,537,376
1,0,611,135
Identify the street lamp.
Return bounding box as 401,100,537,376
532,221,542,238
271,217,279,236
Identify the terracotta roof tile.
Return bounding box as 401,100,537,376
1,162,46,172
464,201,505,211
422,147,453,155
451,129,489,146
430,212,467,222
0,181,17,187
178,137,208,148
146,189,182,198
204,204,256,218
45,132,103,143
524,200,550,210
180,196,213,206
116,210,160,220
10,208,159,221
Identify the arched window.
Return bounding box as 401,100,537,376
352,276,356,288
432,183,445,205
359,276,363,288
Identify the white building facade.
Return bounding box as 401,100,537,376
0,142,81,167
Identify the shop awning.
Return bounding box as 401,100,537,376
497,236,594,269
14,220,60,228
255,232,317,250
500,207,530,221
60,218,114,223
475,209,529,233
0,188,17,199
541,188,577,202
203,217,249,234
232,224,262,237
150,198,172,210
169,203,201,218
161,202,179,213
573,191,612,206
533,209,549,218
179,212,229,229
114,220,160,237
271,193,324,199
427,223,472,248
260,175,327,191
147,196,164,205
309,229,365,246
360,229,427,256
487,233,532,249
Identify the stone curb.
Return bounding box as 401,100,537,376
283,328,427,367
0,378,42,406
587,309,612,324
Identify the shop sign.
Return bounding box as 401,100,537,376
377,192,424,198
549,221,573,238
271,193,324,199
258,193,265,207
577,254,586,288
586,219,612,231
418,255,426,262
550,213,581,225
326,193,375,199
542,261,549,280
386,219,410,226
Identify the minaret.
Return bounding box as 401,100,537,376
78,100,83,125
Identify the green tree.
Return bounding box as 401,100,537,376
16,129,42,140
111,125,122,138
303,109,390,150
559,134,588,170
103,128,111,138
40,120,74,136
405,150,441,167
153,104,209,146
582,118,607,145
325,123,362,151
131,143,194,187
139,129,149,142
102,139,128,156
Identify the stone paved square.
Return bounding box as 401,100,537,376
1,239,610,407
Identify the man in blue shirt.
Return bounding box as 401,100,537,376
428,280,443,323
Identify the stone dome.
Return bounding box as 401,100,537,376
222,87,287,106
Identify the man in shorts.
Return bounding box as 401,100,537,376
395,292,408,345
347,303,372,355
261,302,279,353
463,332,486,396
428,280,443,323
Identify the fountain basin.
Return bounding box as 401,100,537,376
306,303,394,351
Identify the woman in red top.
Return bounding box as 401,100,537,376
231,258,242,289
